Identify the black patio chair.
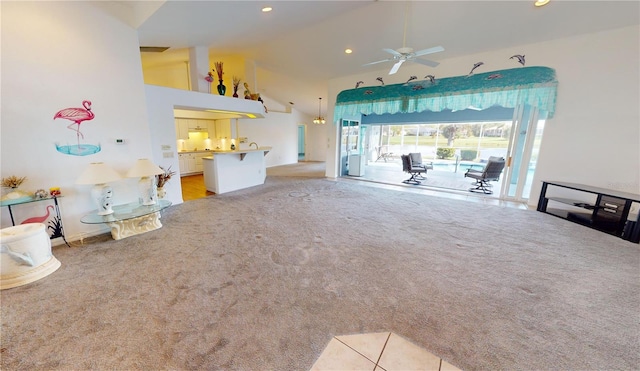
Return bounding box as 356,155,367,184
408,153,433,179
401,154,428,185
464,156,506,194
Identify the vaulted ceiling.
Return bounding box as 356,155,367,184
98,1,639,116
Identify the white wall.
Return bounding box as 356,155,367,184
1,2,155,241
305,122,329,162
327,25,640,204
237,110,306,167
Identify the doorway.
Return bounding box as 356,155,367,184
297,124,305,161
343,106,545,201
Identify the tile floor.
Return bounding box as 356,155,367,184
310,332,462,371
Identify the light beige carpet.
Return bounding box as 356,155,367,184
266,161,326,178
1,175,638,370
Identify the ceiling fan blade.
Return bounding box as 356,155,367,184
383,48,402,57
389,60,405,75
413,45,445,57
363,58,393,67
414,58,440,68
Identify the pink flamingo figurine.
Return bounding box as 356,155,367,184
21,205,54,225
53,100,95,147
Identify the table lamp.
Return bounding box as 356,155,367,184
126,159,164,205
76,162,122,215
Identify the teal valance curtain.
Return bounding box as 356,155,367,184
334,66,558,119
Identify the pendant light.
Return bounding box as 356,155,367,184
313,97,325,125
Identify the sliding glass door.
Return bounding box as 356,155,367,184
351,105,546,201
500,105,544,201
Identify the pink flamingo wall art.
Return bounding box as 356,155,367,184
20,205,54,224
53,100,101,156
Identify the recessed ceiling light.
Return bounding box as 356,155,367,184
262,6,272,12
345,48,353,54
534,0,550,7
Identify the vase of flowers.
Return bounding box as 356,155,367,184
217,81,226,96
214,61,225,96
156,166,176,199
232,76,241,98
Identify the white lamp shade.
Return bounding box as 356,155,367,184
76,162,122,185
126,159,164,178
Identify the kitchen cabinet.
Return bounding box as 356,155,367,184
215,120,231,139
175,119,189,140
187,119,207,133
175,119,211,139
194,152,208,172
207,121,216,139
178,153,197,175
179,152,211,175
185,155,196,174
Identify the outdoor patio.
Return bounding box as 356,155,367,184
344,156,504,197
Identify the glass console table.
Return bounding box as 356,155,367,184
80,200,172,240
1,195,69,246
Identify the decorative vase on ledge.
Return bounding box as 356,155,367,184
217,80,226,96
157,187,166,199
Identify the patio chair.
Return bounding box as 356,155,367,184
401,154,428,185
375,146,393,162
408,153,433,179
464,156,506,194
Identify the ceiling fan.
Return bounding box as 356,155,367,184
363,2,444,75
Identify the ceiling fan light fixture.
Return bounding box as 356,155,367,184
362,4,443,75
313,97,326,125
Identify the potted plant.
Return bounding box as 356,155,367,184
156,166,176,199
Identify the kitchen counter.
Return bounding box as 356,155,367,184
207,146,271,160
180,147,271,154
178,150,214,154
202,147,271,194
209,146,271,154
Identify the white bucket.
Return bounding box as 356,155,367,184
0,223,61,290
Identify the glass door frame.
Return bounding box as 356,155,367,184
500,105,541,202
339,119,360,176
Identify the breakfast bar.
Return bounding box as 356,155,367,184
203,147,271,194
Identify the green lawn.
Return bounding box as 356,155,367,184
385,135,510,148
